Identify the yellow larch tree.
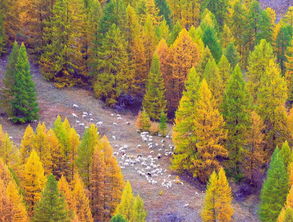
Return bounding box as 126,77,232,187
278,185,293,222
90,145,106,221
214,168,233,222
6,181,29,222
193,80,228,182
72,173,93,222
102,136,124,219
0,159,13,186
22,150,46,215
166,29,199,113
20,125,35,164
242,111,266,185
58,175,77,218
201,169,233,222
0,178,14,221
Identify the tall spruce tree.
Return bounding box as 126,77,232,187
155,0,172,28
202,26,222,62
247,39,275,102
142,53,167,121
201,0,228,29
94,24,131,106
32,174,71,222
203,57,224,103
221,65,251,177
171,67,200,173
10,43,39,123
76,124,100,187
224,42,240,68
259,148,289,222
1,42,19,116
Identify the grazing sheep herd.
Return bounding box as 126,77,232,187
70,103,184,190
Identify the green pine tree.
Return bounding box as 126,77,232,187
159,112,167,136
32,174,71,222
276,24,292,74
201,0,228,29
1,41,19,116
142,53,167,121
217,55,231,85
259,148,289,222
224,42,239,68
76,124,100,187
221,65,251,178
171,67,200,172
155,0,172,28
11,43,39,123
244,0,272,54
93,24,131,106
202,26,222,62
203,57,224,102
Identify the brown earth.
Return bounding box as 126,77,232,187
0,57,260,221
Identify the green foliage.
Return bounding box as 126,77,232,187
259,148,289,222
276,25,293,74
167,21,182,45
247,39,275,102
111,214,128,222
142,53,167,120
202,26,222,62
1,41,19,116
201,0,228,29
221,65,251,177
279,141,292,168
131,195,147,222
115,181,147,222
159,112,167,136
32,174,71,222
115,181,134,220
40,0,87,86
203,57,223,101
98,0,126,36
94,24,131,106
76,124,100,187
171,67,200,172
155,0,172,28
244,0,272,51
225,43,240,68
11,43,39,123
217,55,231,84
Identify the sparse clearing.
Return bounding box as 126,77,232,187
0,57,259,221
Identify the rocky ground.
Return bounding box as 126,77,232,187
0,57,260,221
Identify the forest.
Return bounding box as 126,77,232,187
0,0,292,221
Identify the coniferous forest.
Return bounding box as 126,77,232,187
0,0,292,221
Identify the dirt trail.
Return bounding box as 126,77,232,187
0,58,259,222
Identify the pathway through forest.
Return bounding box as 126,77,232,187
0,57,259,222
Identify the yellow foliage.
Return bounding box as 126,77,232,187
22,150,46,215
6,181,29,222
72,173,93,222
